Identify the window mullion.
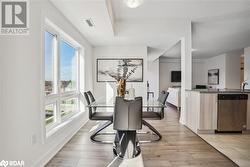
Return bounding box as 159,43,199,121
76,49,80,93
56,34,61,124
53,34,58,95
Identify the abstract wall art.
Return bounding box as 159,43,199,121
97,58,143,82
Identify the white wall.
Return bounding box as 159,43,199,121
147,59,160,98
93,46,148,100
245,47,250,89
225,49,242,89
0,34,3,160
192,49,242,89
0,0,93,166
205,54,227,89
181,31,192,125
159,58,181,91
159,58,207,90
192,59,207,88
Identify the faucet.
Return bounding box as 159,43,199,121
241,81,249,92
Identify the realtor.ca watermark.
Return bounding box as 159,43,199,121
0,160,24,167
0,0,29,35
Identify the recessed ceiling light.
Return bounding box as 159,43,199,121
124,0,143,8
85,19,94,27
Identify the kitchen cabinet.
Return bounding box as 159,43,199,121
185,90,250,134
199,93,218,131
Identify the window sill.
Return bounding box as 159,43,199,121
46,111,85,139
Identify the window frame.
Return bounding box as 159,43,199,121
44,24,81,134
45,102,57,129
44,31,57,96
60,95,80,121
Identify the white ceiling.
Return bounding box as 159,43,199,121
193,11,250,58
162,41,181,58
112,0,250,21
50,0,250,58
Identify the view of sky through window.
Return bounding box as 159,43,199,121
45,32,77,95
60,40,77,92
45,31,54,82
45,32,54,95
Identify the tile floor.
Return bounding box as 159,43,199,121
199,133,250,167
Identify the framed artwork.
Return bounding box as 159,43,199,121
208,69,219,85
96,58,143,82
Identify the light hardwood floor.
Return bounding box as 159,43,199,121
199,134,250,167
46,107,237,167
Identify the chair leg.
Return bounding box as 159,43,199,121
141,120,162,142
90,121,113,144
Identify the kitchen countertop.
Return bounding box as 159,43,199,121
187,89,250,93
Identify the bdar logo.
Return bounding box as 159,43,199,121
0,160,8,167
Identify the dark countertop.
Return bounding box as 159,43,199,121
187,89,250,94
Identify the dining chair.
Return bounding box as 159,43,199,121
142,91,169,141
113,97,142,159
143,92,168,120
84,91,113,143
87,91,95,102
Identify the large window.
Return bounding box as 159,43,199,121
60,40,77,93
44,30,80,130
45,104,56,125
60,98,78,118
45,32,56,96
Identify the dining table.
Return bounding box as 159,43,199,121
89,98,165,107
88,97,167,142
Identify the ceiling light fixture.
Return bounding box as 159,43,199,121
124,0,143,8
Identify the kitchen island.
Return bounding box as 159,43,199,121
185,89,250,134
